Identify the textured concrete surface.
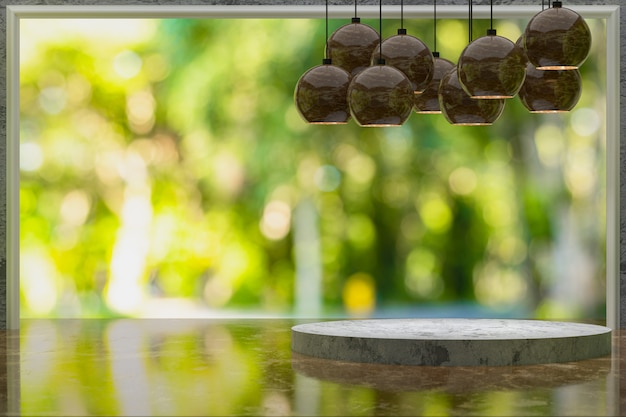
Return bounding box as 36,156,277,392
292,319,613,366
0,0,624,329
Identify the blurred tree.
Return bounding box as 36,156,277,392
19,16,606,320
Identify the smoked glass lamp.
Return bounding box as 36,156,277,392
294,60,352,124
414,53,454,113
370,0,434,94
348,0,414,127
294,0,352,124
518,64,582,112
372,30,434,94
327,1,379,76
524,1,591,70
458,0,526,98
439,68,505,125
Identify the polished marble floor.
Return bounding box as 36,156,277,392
0,319,623,416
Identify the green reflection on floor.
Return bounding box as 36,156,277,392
18,319,614,416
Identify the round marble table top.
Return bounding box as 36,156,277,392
292,318,610,340
291,319,612,366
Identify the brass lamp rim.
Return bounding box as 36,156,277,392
471,95,515,99
359,123,406,127
529,110,569,114
453,122,496,126
537,65,579,70
308,121,349,125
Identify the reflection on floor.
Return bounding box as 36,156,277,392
0,319,623,416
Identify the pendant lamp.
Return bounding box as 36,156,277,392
370,0,434,94
524,1,591,70
327,0,380,76
439,68,505,125
518,64,582,112
348,0,414,127
458,0,526,98
415,54,454,113
294,0,352,124
414,0,454,113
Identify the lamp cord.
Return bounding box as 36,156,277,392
355,0,357,18
379,0,383,62
490,0,493,30
401,0,404,30
325,0,329,59
433,0,437,52
468,0,473,42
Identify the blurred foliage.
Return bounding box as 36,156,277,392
19,16,607,319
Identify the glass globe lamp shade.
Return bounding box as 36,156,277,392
439,67,505,125
524,1,591,70
294,59,352,124
327,18,380,76
371,29,434,94
518,63,582,113
414,53,455,114
348,61,414,127
458,30,527,99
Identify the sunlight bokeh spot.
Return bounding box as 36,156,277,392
346,214,376,250
126,91,156,134
565,148,597,198
21,247,58,315
405,248,443,299
343,273,376,316
483,199,514,228
260,201,292,240
474,262,528,307
495,235,527,265
20,142,44,172
534,124,565,168
38,86,67,115
484,139,511,163
144,53,171,82
314,165,341,192
345,154,376,185
66,73,93,106
213,154,245,197
571,108,601,137
381,177,410,207
418,196,452,233
437,20,466,58
448,166,477,196
60,189,91,227
114,50,143,79
204,277,234,308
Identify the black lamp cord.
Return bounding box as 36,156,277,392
325,0,329,60
468,0,473,42
490,0,493,31
379,0,383,62
401,0,404,30
433,0,437,53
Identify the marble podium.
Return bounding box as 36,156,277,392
291,319,612,366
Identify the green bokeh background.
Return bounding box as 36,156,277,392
19,17,607,319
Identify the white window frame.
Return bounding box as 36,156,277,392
6,4,620,330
